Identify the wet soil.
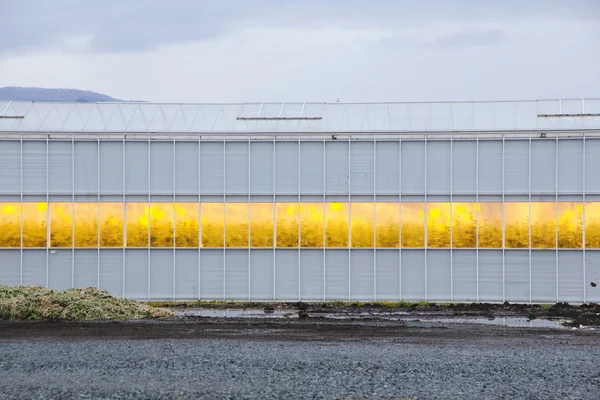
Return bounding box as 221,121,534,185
152,301,600,327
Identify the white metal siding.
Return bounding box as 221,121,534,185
0,141,20,194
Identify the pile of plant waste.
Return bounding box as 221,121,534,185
0,285,172,321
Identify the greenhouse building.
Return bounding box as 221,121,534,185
0,98,599,303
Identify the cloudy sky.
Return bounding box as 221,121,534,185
1,0,599,103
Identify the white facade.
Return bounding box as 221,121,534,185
1,99,600,303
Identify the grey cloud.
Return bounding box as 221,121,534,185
0,0,598,54
427,30,507,48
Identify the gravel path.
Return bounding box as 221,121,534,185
0,321,599,399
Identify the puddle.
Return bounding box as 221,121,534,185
174,308,574,328
175,309,299,318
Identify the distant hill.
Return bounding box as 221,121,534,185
0,86,125,102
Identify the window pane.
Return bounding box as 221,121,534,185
100,203,123,247
375,203,399,248
478,202,502,248
326,202,348,248
150,203,174,247
225,203,248,248
201,203,224,248
558,202,582,249
0,203,21,248
300,203,323,248
23,202,47,248
175,203,199,248
427,203,450,248
126,203,149,247
50,203,72,247
250,203,273,248
531,202,556,248
74,203,98,248
452,203,476,248
351,203,374,248
505,202,529,248
276,203,298,248
585,202,600,249
401,203,424,248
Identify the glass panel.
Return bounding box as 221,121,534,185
74,203,98,248
427,203,451,248
375,203,399,248
401,203,425,248
276,203,298,248
100,203,123,247
126,203,149,247
326,202,348,248
23,202,47,248
558,202,582,249
531,202,556,248
225,203,248,248
585,202,600,249
351,203,374,248
452,203,476,248
0,203,21,248
175,203,199,248
300,203,323,248
250,203,273,248
50,203,72,247
150,203,174,247
505,202,529,248
201,203,224,248
478,202,502,248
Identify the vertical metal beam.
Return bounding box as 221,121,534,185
45,135,49,288
502,134,506,302
248,137,251,301
173,138,177,301
348,135,352,301
323,136,326,301
222,139,226,301
19,136,23,286
528,133,532,303
198,137,202,301
373,136,377,301
450,133,453,302
424,134,428,302
71,136,75,289
583,133,587,303
97,136,100,289
399,138,402,301
297,136,301,301
555,134,559,302
147,137,151,301
122,137,126,298
272,136,276,301
475,133,479,302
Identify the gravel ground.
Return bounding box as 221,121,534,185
0,320,599,400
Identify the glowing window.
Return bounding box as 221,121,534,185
558,202,582,249
225,203,249,248
351,203,374,248
250,203,274,248
150,203,174,247
427,203,451,248
401,203,425,248
175,203,199,248
50,203,73,248
531,202,556,248
276,203,298,248
375,203,399,248
585,202,600,249
452,203,476,248
100,203,123,247
74,203,98,248
201,203,224,248
505,202,529,248
0,203,21,248
300,203,324,248
478,202,502,248
326,202,349,248
126,203,149,247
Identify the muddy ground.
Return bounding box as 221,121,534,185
152,300,600,326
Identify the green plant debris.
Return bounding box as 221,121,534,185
0,285,172,321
